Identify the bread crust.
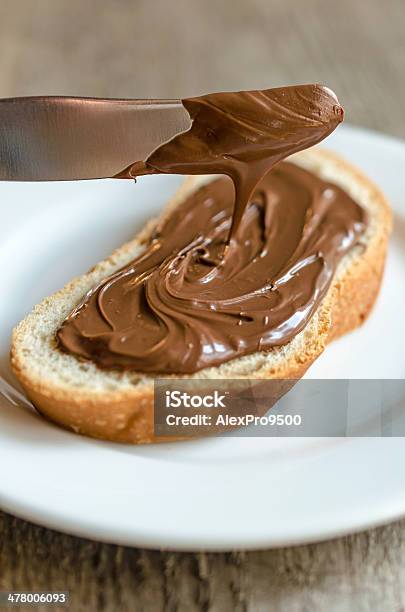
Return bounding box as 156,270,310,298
10,149,392,443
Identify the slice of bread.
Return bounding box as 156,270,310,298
10,149,392,444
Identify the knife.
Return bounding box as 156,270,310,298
0,96,191,181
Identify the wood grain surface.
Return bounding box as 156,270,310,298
1,1,404,610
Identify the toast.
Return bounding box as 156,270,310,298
10,149,392,443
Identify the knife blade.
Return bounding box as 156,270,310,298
0,96,191,181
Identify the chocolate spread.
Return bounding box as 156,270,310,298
57,85,366,374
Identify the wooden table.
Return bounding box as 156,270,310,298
1,1,404,610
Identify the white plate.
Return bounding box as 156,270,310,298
0,125,405,551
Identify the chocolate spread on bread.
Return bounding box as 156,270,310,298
57,85,366,373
